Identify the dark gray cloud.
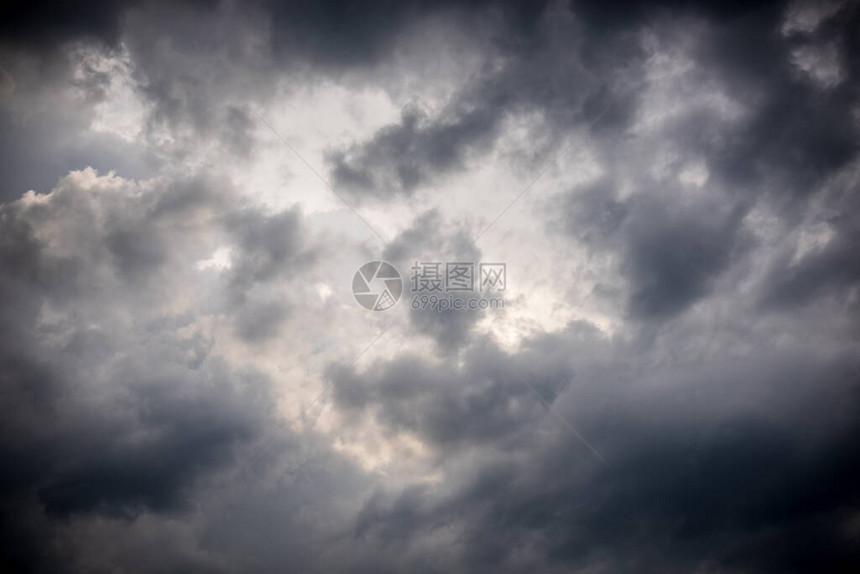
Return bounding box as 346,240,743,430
561,183,752,321
328,103,503,199
0,0,133,56
225,206,319,292
625,198,747,320
760,228,860,310
0,166,346,573
262,0,550,69
0,0,553,193
1,1,860,573
756,170,860,311
547,0,860,324
221,205,319,342
337,321,860,573
326,5,604,199
329,341,573,449
382,210,486,353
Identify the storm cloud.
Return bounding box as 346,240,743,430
2,0,860,572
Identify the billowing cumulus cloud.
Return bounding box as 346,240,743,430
1,0,860,572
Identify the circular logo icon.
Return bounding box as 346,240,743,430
352,261,402,311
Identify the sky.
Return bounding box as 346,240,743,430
1,0,859,572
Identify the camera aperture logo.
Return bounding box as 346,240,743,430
352,261,403,311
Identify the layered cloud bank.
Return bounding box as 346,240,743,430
1,0,859,572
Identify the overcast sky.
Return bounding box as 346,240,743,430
1,0,860,572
